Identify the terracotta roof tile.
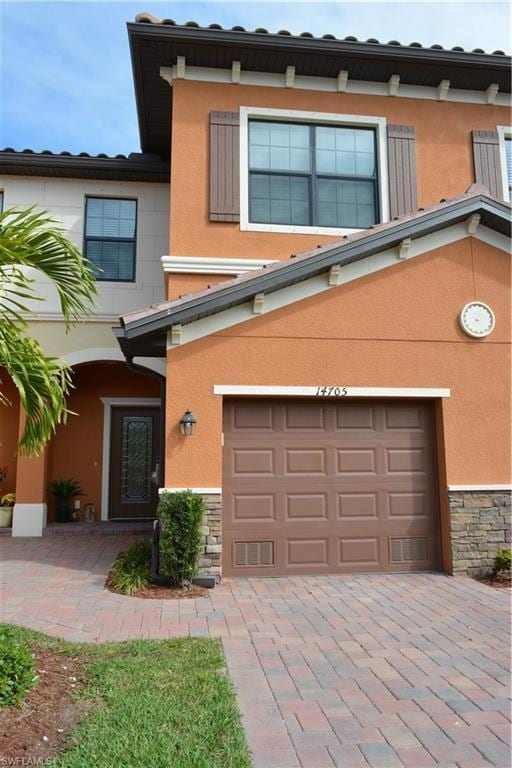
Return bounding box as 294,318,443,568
134,13,508,56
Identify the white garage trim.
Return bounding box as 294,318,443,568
100,397,161,521
213,386,450,398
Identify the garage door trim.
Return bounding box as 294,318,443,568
214,385,450,398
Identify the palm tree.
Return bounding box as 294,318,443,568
0,207,97,455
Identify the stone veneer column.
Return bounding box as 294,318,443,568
196,494,222,581
449,490,511,575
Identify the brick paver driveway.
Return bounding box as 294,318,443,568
1,535,510,768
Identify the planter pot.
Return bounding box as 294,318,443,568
0,506,13,528
56,502,71,523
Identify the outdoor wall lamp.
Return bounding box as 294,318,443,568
179,409,197,436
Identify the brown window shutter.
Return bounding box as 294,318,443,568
472,130,502,199
387,125,418,219
210,111,240,222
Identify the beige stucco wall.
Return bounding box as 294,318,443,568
0,176,169,319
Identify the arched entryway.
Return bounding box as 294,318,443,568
46,360,162,523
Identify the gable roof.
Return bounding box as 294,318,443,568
116,188,510,358
128,16,511,158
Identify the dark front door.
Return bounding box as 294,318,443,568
109,407,161,519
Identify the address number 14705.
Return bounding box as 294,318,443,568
315,386,348,397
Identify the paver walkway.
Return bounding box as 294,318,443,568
1,535,510,768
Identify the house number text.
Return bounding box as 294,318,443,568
315,386,348,397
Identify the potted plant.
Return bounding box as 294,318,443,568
0,493,15,528
49,478,84,523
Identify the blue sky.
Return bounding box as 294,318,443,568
1,1,509,156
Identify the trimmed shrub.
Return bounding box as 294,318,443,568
109,541,152,595
158,491,204,587
0,626,37,707
493,549,512,575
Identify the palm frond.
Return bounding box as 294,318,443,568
0,206,97,328
0,321,73,455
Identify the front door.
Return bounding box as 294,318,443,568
109,407,161,519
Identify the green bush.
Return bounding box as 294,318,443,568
493,548,512,575
109,541,152,595
158,491,204,587
0,626,37,707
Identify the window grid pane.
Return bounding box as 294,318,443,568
505,137,512,197
85,197,137,281
248,120,378,229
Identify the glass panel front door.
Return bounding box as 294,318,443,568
121,416,152,503
109,407,160,519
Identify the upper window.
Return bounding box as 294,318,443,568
84,197,137,282
248,120,378,230
504,137,512,201
497,126,512,203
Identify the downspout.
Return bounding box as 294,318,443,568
125,355,166,490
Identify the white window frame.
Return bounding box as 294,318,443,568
239,106,389,236
497,125,512,203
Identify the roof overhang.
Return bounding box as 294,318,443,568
0,150,169,183
128,19,511,158
116,192,511,357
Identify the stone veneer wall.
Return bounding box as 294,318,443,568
196,494,222,580
449,490,511,576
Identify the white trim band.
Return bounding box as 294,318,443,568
213,386,450,398
159,488,222,495
448,484,512,491
161,64,511,107
161,255,275,275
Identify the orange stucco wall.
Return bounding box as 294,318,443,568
167,272,233,301
46,362,159,521
0,371,20,495
169,79,509,261
165,238,511,488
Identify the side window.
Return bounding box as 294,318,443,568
248,121,378,229
0,191,3,213
84,197,137,282
501,131,512,202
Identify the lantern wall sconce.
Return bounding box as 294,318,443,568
179,409,197,436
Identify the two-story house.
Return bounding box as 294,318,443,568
1,15,511,582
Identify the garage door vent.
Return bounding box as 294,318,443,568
390,537,427,563
234,541,274,567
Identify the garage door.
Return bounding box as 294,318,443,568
222,399,440,576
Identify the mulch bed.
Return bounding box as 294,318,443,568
0,646,87,763
106,582,209,599
475,571,511,589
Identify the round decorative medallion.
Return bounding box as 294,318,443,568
459,301,495,338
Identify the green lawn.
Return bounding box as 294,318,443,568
2,625,250,768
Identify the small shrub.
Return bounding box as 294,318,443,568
493,549,512,575
158,491,204,587
109,541,152,595
0,627,37,707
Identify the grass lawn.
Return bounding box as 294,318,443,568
0,625,250,768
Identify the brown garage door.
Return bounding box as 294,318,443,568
222,399,440,576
